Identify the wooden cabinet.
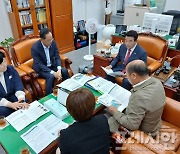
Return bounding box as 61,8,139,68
10,0,51,38
166,48,180,68
50,0,74,54
112,35,125,45
93,54,112,78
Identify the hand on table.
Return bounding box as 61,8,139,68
7,101,29,110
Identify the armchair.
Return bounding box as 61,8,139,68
112,97,180,154
138,32,168,74
115,32,168,85
11,35,73,98
0,47,34,103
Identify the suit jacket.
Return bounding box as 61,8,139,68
31,40,61,73
0,66,24,102
58,115,110,154
108,77,166,137
110,44,147,72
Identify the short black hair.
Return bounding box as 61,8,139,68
0,51,5,64
40,28,51,39
126,30,138,41
127,62,149,76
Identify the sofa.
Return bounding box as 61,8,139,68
112,97,180,154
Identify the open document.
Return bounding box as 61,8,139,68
21,114,68,154
101,66,124,77
98,84,131,112
85,77,116,94
71,73,95,86
6,101,49,132
57,78,82,91
57,73,95,91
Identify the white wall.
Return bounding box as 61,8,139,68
72,0,105,25
164,0,180,11
0,0,13,42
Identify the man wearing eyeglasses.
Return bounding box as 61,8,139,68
31,28,69,95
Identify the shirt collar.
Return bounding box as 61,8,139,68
0,72,4,76
129,43,137,52
41,41,50,49
133,77,151,88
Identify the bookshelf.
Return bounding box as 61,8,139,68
10,0,51,38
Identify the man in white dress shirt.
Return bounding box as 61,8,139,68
31,28,69,95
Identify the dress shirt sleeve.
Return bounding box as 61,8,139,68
57,66,62,70
15,91,25,101
110,46,123,68
113,96,146,130
0,98,9,106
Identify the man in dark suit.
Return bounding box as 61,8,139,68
31,28,70,95
106,30,147,90
0,52,29,117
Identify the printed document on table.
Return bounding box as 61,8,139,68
86,77,115,94
21,125,54,154
21,114,69,153
57,78,82,91
71,73,95,86
38,114,68,138
6,101,49,132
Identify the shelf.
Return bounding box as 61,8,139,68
38,21,47,25
35,5,46,9
10,0,51,38
74,31,97,50
18,7,30,11
21,24,33,28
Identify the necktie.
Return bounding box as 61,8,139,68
124,49,131,65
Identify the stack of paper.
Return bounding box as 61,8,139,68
44,98,69,120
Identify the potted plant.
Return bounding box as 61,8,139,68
0,37,14,54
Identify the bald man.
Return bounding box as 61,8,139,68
108,60,166,137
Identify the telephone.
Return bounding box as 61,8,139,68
154,63,171,76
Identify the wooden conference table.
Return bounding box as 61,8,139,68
0,87,104,154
